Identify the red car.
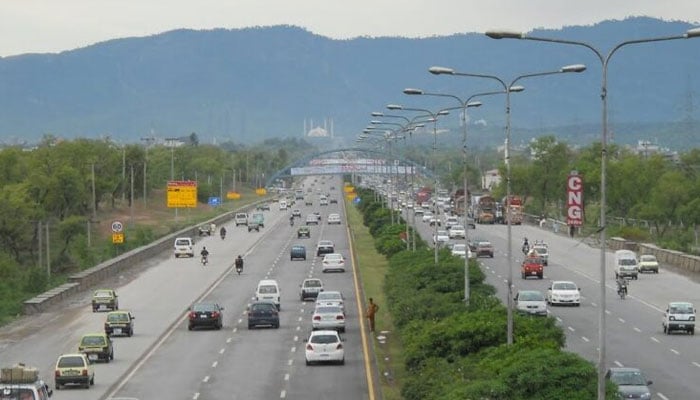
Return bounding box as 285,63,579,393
521,256,544,279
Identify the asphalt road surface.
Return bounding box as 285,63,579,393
407,206,700,400
0,176,373,400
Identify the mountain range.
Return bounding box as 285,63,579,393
0,17,698,150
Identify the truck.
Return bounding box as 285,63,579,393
415,188,432,206
476,195,496,224
502,195,524,225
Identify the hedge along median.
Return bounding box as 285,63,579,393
352,187,618,400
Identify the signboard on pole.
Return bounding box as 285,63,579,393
566,171,583,227
112,233,124,244
167,180,197,208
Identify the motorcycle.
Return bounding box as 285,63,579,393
220,230,226,240
521,244,530,255
201,254,209,266
235,258,243,275
617,279,628,299
290,218,294,227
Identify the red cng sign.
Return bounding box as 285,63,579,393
567,171,583,226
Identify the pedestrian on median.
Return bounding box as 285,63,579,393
366,297,379,332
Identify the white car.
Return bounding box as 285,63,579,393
448,225,466,239
322,253,346,272
639,254,659,273
546,281,581,306
315,290,345,310
433,230,449,245
173,237,194,258
305,330,345,365
327,213,342,225
312,305,346,332
444,216,459,229
413,207,424,216
450,243,474,259
514,290,548,316
422,212,434,223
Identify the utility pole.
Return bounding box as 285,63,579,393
91,163,97,220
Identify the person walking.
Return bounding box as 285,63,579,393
366,297,379,332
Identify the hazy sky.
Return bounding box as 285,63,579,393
1,0,699,57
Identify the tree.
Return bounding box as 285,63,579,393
634,170,691,237
528,136,570,214
0,184,41,262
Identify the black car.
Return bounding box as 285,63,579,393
297,226,311,238
329,198,338,204
188,302,224,330
247,301,280,329
104,310,135,337
291,245,307,260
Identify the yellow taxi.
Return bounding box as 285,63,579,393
91,289,119,312
78,333,114,363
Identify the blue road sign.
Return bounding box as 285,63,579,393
353,197,361,204
208,197,221,206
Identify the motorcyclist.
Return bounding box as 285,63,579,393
616,276,628,296
220,226,227,239
290,215,294,226
235,255,244,272
200,246,210,264
522,238,530,254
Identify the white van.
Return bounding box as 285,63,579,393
279,200,288,210
662,301,695,335
173,237,194,258
614,250,638,280
255,279,281,310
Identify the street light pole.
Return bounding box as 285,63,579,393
485,27,700,398
430,64,586,345
386,104,449,266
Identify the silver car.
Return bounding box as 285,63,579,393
311,305,345,332
514,290,548,316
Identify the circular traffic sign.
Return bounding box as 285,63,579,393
111,220,124,233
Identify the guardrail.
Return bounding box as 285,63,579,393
23,200,270,315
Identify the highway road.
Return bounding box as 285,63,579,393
0,176,373,400
407,206,700,400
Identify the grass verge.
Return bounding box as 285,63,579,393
346,200,405,400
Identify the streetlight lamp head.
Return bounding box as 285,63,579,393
403,88,424,95
467,101,483,108
428,66,455,75
371,112,384,117
413,123,425,128
686,27,700,38
485,30,524,39
561,64,587,73
386,104,403,110
437,110,450,116
509,85,525,93
370,120,382,124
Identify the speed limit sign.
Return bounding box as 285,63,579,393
111,220,124,233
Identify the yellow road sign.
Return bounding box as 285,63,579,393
112,233,124,244
167,180,197,208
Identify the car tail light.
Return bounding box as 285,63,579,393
211,311,220,318
313,315,321,321
336,343,343,350
55,370,60,377
306,344,314,351
339,260,344,265
82,369,88,376
189,311,197,320
336,315,344,320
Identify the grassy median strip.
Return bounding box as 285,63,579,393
346,202,405,400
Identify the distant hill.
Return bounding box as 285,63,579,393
0,17,698,149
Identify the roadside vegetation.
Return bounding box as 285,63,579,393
0,135,314,325
350,187,619,399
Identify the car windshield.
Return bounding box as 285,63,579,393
315,306,342,314
325,254,342,261
610,370,647,386
452,225,464,230
251,303,275,312
553,282,577,290
107,313,130,322
175,239,190,246
293,246,305,251
258,285,278,294
519,291,545,301
94,290,112,298
310,334,340,344
80,335,106,346
58,355,86,368
478,242,492,247
640,255,657,262
304,280,322,288
534,247,547,254
619,258,637,266
452,244,466,251
669,304,693,314
318,292,341,301
318,241,333,246
192,303,218,312
437,230,447,236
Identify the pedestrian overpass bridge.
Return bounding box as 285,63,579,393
265,147,432,187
